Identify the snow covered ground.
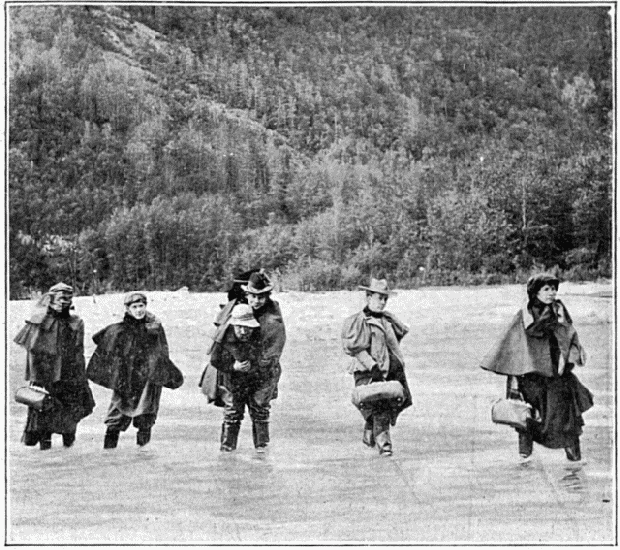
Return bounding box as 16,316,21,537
6,283,615,543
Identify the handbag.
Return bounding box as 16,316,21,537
14,384,52,411
491,397,532,430
352,380,404,408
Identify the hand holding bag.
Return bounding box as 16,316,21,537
15,384,52,411
352,380,404,408
491,397,532,430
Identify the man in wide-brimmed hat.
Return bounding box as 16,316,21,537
341,278,412,456
14,282,95,450
206,270,286,452
87,292,184,449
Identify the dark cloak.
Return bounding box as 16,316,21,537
14,308,95,434
87,311,183,392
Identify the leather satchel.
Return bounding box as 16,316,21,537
352,380,404,408
491,397,532,430
15,385,52,411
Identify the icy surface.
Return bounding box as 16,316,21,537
6,284,615,543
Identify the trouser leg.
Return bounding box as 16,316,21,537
104,400,133,431
249,378,276,450
23,431,39,446
62,432,76,447
134,414,156,446
220,380,246,450
252,421,269,450
354,371,377,448
565,437,581,461
518,429,533,458
363,418,375,447
221,383,246,424
104,399,132,449
373,412,392,455
221,423,241,452
104,429,120,449
39,432,52,451
23,408,44,447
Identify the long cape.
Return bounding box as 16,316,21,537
87,312,184,390
14,309,85,385
341,309,412,420
480,300,586,377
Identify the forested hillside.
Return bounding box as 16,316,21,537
8,5,612,297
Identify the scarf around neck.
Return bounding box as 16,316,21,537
363,306,384,318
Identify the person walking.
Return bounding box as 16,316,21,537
241,272,286,451
341,278,412,456
481,273,593,461
200,269,262,407
87,292,184,449
14,282,95,450
207,272,285,452
209,303,266,452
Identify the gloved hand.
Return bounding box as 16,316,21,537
370,365,384,382
233,360,251,373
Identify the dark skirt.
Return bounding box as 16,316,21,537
24,379,95,436
519,371,593,448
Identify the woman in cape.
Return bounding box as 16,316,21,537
14,283,95,450
87,292,183,448
341,278,412,456
481,273,593,461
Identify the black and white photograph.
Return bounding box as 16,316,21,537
5,2,616,545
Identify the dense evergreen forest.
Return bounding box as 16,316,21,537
9,5,613,297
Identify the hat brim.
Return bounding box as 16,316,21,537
241,284,274,294
358,285,396,296
231,319,260,328
124,294,147,305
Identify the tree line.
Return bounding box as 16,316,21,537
9,5,612,297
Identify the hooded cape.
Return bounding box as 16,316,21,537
480,299,586,377
14,307,85,386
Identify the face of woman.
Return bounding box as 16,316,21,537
127,302,147,319
247,293,268,311
366,292,388,313
49,293,72,312
536,284,557,304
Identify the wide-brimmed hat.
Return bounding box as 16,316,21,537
233,268,261,285
124,291,147,306
242,272,274,295
230,304,260,328
358,278,396,296
526,273,560,300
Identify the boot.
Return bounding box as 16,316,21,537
23,431,39,447
252,421,269,452
137,429,151,447
62,432,76,448
565,438,581,461
39,432,52,451
220,423,240,452
104,429,120,449
373,413,392,456
362,418,375,448
518,431,533,459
